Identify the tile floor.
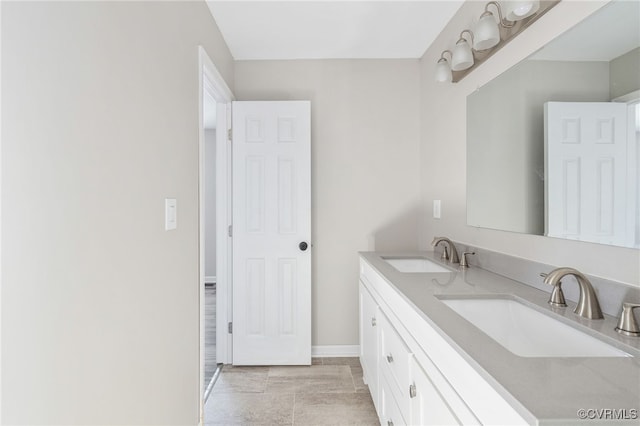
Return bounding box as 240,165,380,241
204,357,379,425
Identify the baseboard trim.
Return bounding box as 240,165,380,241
205,276,216,284
312,345,360,357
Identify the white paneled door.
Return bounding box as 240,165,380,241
232,101,311,365
545,101,628,246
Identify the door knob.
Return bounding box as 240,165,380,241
299,241,309,251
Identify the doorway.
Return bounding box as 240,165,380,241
198,46,234,419
203,90,217,389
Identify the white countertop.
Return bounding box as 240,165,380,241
359,251,640,425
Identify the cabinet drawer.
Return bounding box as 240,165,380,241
380,372,407,426
379,311,412,415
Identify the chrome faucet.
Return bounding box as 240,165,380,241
431,237,460,264
542,267,603,320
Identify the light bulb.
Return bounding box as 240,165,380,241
513,3,532,16
504,1,540,21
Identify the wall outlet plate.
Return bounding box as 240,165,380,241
165,198,177,230
433,200,441,219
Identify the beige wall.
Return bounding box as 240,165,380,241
419,0,640,287
610,47,640,99
234,60,422,346
1,1,233,424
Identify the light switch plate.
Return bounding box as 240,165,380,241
433,200,441,219
165,198,177,230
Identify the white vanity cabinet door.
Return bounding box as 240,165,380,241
410,356,461,425
381,373,408,426
359,281,380,411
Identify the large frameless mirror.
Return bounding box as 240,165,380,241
467,0,640,248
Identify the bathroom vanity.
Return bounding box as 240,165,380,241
359,251,640,425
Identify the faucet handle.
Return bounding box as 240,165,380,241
540,273,567,307
615,303,640,337
460,252,475,267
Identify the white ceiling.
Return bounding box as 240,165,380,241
206,1,464,60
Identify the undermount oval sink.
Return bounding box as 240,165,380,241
439,297,631,358
382,257,451,273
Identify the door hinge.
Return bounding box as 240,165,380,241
228,322,233,334
228,225,233,237
227,128,232,141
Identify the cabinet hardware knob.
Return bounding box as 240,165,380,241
409,383,417,398
387,421,394,426
371,317,377,327
386,354,394,363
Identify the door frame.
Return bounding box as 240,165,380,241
198,46,234,420
0,4,4,420
613,89,640,248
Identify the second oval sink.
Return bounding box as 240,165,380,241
439,296,631,358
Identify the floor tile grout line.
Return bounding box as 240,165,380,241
292,392,296,426
349,364,357,393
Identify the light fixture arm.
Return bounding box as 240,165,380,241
458,30,474,45
438,50,453,63
483,1,516,28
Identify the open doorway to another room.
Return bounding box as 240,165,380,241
198,46,234,418
203,90,218,391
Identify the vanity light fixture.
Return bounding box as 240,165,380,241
435,50,453,83
435,0,559,83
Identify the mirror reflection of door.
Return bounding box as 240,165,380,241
544,101,637,247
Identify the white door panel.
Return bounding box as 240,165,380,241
232,101,311,365
545,102,628,246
